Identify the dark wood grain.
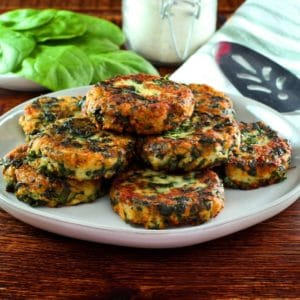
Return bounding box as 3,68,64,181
1,1,299,299
1,202,299,299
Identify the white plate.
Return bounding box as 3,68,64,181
0,74,46,92
0,86,300,248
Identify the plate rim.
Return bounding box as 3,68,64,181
0,183,299,235
0,73,47,92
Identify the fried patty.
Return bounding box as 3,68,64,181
28,117,135,180
82,74,195,135
2,145,103,207
110,169,224,229
19,96,83,139
2,144,28,190
139,111,240,172
189,84,234,118
224,122,292,189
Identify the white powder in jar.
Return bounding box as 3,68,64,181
122,0,217,65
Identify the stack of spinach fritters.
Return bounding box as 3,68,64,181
3,95,134,207
2,74,292,229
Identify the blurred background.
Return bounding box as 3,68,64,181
0,0,245,26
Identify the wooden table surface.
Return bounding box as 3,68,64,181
1,1,299,299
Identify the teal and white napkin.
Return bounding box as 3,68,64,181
171,0,300,129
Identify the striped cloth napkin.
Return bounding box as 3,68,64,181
171,0,300,129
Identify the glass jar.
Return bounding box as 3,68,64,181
122,0,217,65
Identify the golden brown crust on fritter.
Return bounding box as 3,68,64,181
2,144,28,189
2,144,103,207
224,122,292,189
110,169,224,229
83,74,195,135
19,96,83,139
139,84,240,172
139,113,240,172
28,117,135,180
14,164,102,207
189,84,234,118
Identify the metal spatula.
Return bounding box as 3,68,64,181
215,41,300,113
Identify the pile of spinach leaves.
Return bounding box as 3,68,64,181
0,9,158,91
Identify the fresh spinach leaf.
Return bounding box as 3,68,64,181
0,27,36,73
90,50,158,83
18,45,93,90
0,9,158,90
0,8,56,30
69,36,120,53
79,14,125,46
28,10,87,42
45,34,119,54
